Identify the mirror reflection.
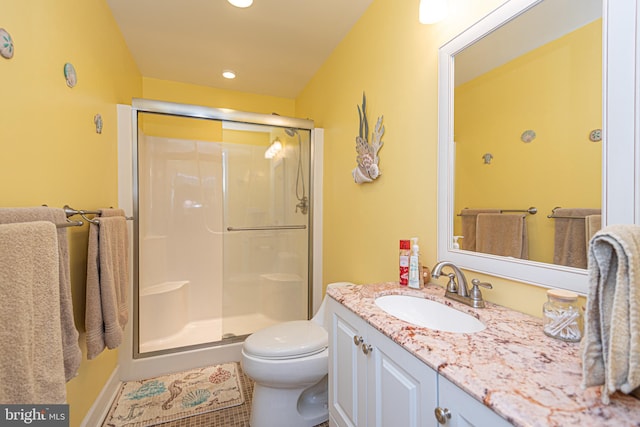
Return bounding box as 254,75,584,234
452,0,602,269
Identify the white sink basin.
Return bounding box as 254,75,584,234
374,295,486,333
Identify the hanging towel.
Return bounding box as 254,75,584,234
459,209,501,251
0,207,81,381
475,213,528,259
553,208,601,268
0,221,66,403
585,214,602,248
582,224,640,403
85,209,130,359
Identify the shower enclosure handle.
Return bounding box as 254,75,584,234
226,225,307,232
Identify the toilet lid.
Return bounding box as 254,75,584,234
244,320,328,359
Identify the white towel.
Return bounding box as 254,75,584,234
582,224,640,403
85,209,130,359
0,207,81,381
0,221,66,403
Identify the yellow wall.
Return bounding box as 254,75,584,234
142,77,296,117
296,0,558,317
1,1,142,425
454,20,602,264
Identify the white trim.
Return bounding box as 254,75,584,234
80,366,122,427
312,129,324,315
117,104,137,377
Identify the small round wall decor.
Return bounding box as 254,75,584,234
520,129,536,143
64,62,77,88
0,28,14,59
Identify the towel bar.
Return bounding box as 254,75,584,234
63,205,134,225
547,207,593,219
458,207,537,216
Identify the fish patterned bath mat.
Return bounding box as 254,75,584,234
102,362,244,426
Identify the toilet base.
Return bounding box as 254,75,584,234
249,375,328,427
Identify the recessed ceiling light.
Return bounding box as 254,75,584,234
222,70,236,79
228,0,253,8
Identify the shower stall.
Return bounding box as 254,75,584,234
117,100,320,376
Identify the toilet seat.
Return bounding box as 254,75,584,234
243,320,328,360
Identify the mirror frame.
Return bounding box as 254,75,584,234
437,0,639,294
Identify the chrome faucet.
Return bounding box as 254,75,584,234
431,261,492,308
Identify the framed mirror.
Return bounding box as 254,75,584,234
437,0,639,294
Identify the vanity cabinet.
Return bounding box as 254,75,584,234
328,297,512,427
328,298,438,427
437,376,512,427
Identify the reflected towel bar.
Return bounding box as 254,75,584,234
458,207,537,216
547,207,588,219
227,225,307,232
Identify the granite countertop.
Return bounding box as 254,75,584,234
327,282,640,427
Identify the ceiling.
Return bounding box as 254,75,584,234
106,0,374,99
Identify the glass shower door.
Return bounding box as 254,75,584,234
220,125,310,338
135,110,311,356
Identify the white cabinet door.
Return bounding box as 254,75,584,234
329,298,438,427
329,298,368,427
436,376,513,427
367,326,438,427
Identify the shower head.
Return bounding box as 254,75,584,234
285,128,298,137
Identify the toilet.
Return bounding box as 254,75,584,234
241,283,351,427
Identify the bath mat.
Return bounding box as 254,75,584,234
102,362,244,427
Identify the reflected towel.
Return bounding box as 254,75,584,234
0,207,81,381
582,224,640,403
586,214,602,247
475,213,528,259
553,208,601,268
85,209,130,360
0,221,66,403
459,209,500,251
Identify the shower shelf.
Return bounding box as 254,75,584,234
140,280,189,296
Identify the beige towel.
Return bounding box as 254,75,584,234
475,213,528,259
0,221,66,403
553,208,601,268
582,224,640,403
85,209,130,359
586,214,602,248
459,209,500,251
0,207,81,381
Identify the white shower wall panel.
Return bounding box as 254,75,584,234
141,136,224,325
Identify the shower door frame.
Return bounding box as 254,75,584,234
129,98,316,360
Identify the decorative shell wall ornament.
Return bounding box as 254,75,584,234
352,93,384,184
0,28,14,59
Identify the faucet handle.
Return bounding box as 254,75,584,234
445,273,458,293
471,279,492,289
470,279,492,302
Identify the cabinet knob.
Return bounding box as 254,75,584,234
434,407,451,424
353,335,364,346
361,343,373,355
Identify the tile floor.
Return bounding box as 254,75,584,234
152,365,329,427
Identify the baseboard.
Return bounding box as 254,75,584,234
80,365,122,427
